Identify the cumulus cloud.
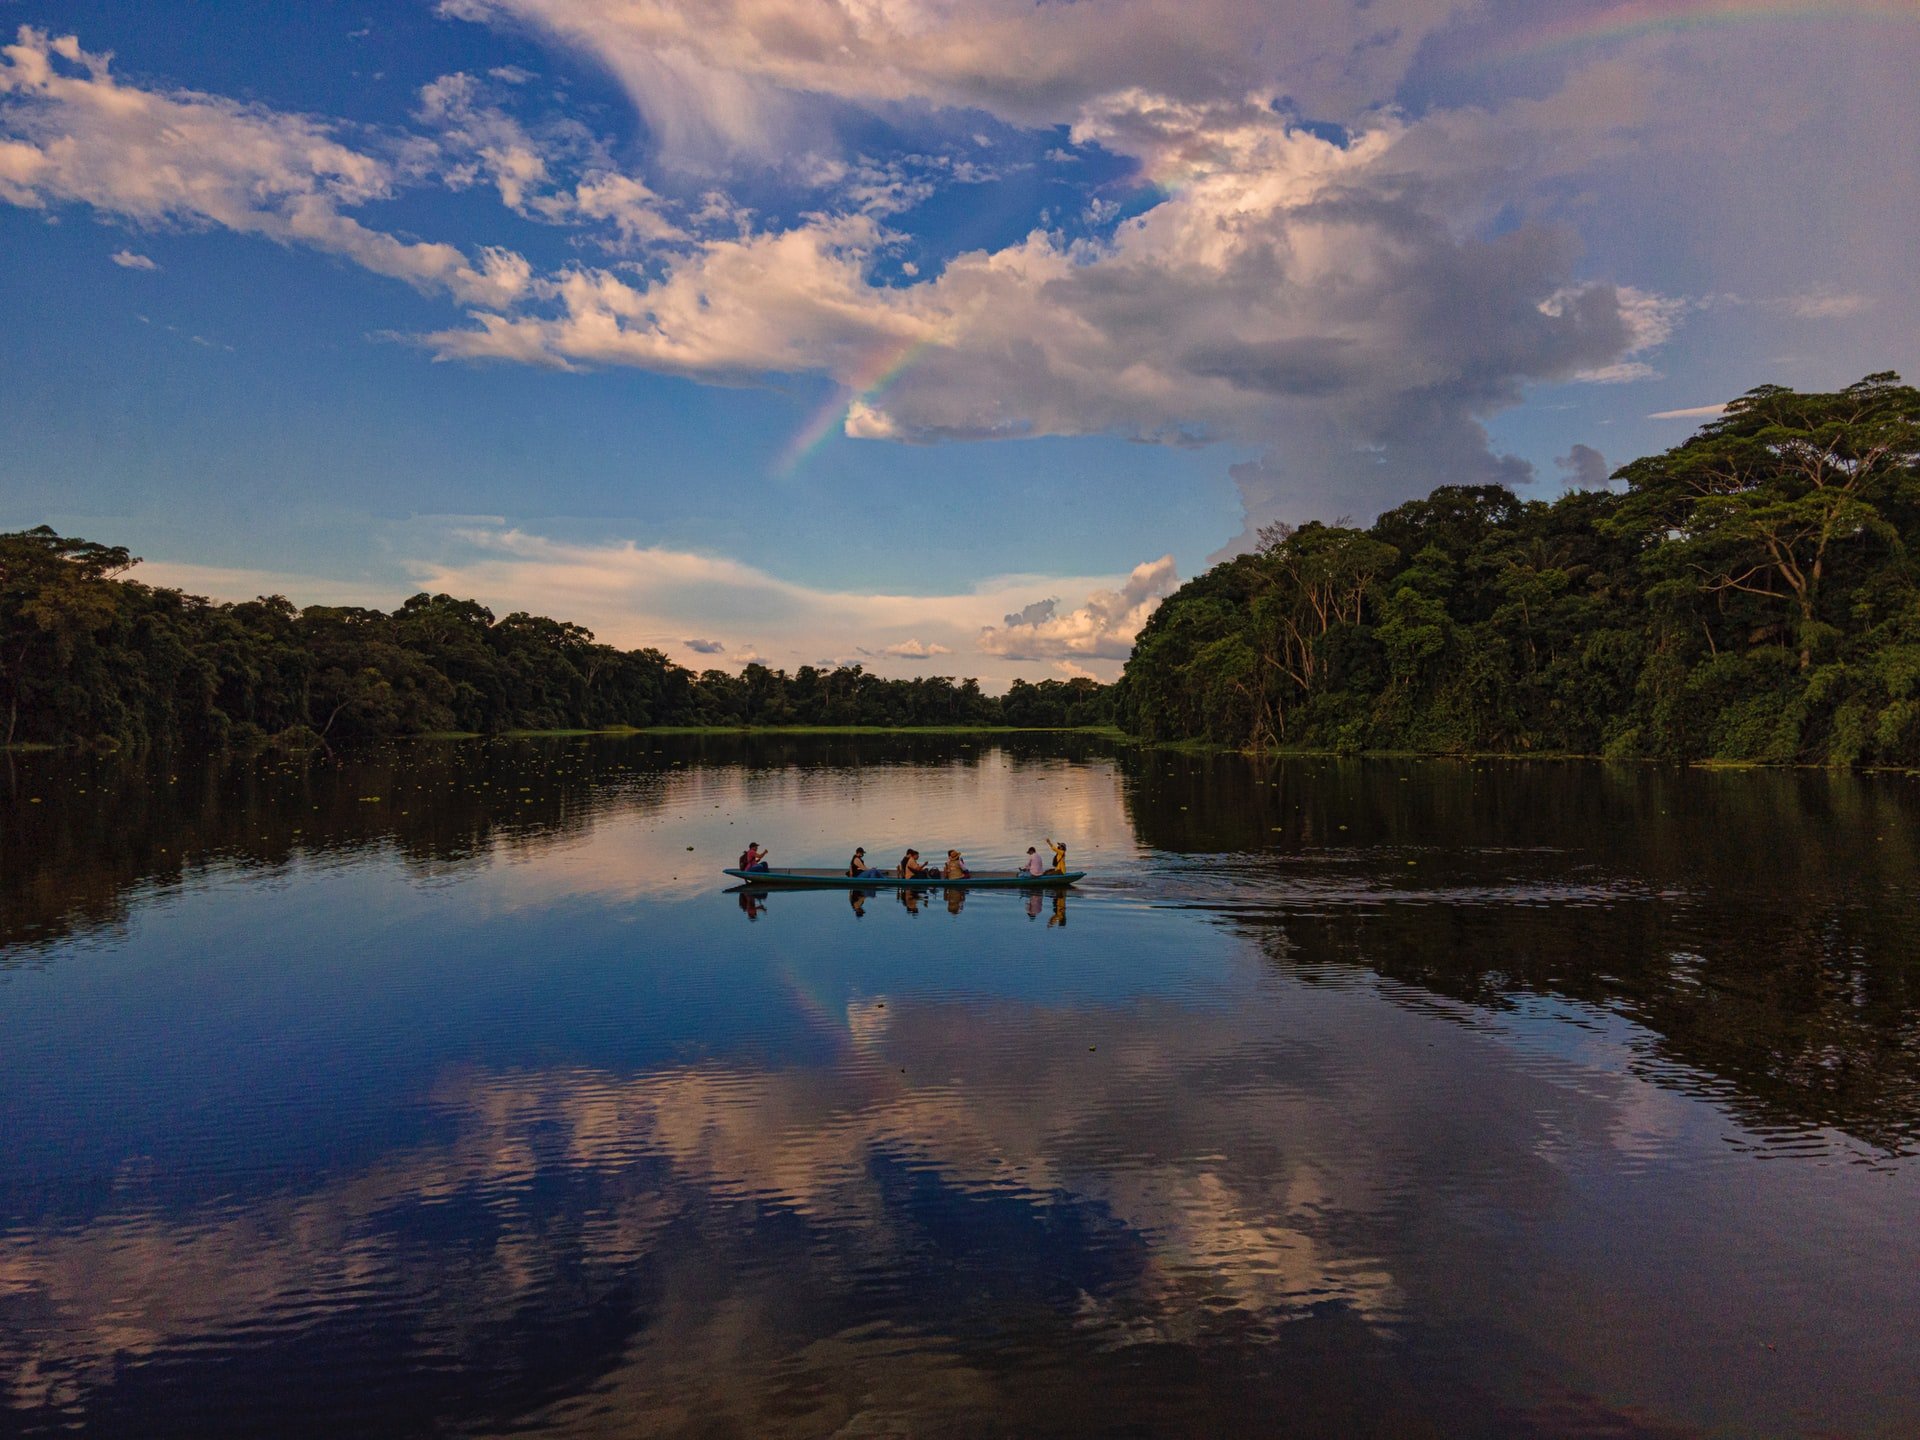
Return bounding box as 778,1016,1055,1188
419,101,1666,538
1554,443,1610,490
2,20,1687,541
12,7,1907,545
978,556,1178,661
384,523,1168,684
402,76,1680,542
865,639,952,659
1774,290,1872,321
438,0,1469,158
110,248,157,270
1647,403,1729,421
416,70,684,246
0,27,531,308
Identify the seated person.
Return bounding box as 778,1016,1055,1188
943,849,970,879
739,843,771,872
847,846,872,878
1046,838,1068,874
1023,846,1045,877
897,848,931,879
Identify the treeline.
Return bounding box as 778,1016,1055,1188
0,533,1113,748
1118,373,1920,765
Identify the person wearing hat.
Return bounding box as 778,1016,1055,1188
1023,846,1045,877
942,848,970,880
897,847,931,879
847,846,870,878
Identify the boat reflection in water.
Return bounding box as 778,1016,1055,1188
728,882,1069,926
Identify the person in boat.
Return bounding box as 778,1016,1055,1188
1045,838,1068,874
1023,846,1045,877
739,843,771,872
848,846,877,878
943,849,970,879
897,848,932,879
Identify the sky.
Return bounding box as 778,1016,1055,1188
2,1,1916,687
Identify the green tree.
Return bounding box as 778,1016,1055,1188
1613,374,1920,670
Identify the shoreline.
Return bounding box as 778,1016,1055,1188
10,726,1920,774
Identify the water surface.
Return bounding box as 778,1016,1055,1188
3,736,1917,1437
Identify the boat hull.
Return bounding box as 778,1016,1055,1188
723,868,1084,889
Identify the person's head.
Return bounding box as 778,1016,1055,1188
749,842,761,850
853,847,864,858
1026,847,1036,855
906,848,919,858
948,849,960,858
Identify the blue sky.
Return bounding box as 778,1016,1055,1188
2,2,1916,683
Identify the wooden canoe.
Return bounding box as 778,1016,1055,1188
723,867,1084,888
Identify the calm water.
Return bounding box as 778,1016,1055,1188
3,736,1918,1438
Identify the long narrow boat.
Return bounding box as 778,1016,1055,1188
723,867,1085,889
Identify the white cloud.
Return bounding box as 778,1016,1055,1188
438,0,1469,159
1775,290,1872,321
1647,403,1729,421
869,639,952,659
977,556,1178,661
128,559,394,608
1574,362,1659,385
110,248,157,270
415,70,685,246
18,8,1907,545
2,20,1691,542
128,527,1167,684
421,101,1664,483
0,27,531,308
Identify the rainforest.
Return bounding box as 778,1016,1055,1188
8,373,1919,764
1116,373,1920,765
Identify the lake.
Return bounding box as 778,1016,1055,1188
2,735,1917,1438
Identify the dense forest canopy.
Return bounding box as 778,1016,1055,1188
10,373,1918,763
1117,373,1920,765
0,535,1113,747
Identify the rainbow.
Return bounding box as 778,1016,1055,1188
772,333,938,477
1487,0,1915,64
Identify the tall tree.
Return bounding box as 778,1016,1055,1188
1613,374,1920,669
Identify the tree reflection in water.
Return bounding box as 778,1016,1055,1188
1116,750,1920,1155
